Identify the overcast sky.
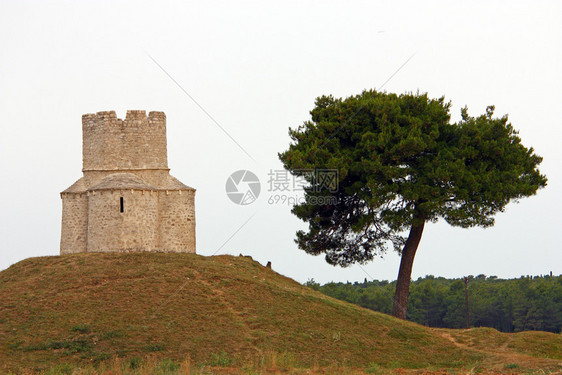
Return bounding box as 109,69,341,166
1,1,561,284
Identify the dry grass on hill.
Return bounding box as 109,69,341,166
0,253,560,374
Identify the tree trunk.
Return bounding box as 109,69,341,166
392,212,425,319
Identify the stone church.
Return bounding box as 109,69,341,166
60,110,196,254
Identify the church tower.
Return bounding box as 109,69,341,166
60,110,196,254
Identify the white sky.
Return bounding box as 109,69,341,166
1,1,560,284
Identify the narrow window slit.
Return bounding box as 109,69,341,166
120,197,124,213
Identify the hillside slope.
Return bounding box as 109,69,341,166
0,253,560,373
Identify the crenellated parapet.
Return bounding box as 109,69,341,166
82,110,168,171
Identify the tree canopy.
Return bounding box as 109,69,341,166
307,274,562,333
279,90,547,319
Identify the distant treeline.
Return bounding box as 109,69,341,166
306,274,562,333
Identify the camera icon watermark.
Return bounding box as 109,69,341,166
225,170,261,205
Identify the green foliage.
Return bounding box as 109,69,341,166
279,90,546,266
44,363,74,375
309,274,562,333
304,278,321,290
365,362,384,374
71,324,91,334
156,358,180,373
209,350,233,366
145,343,166,352
101,330,123,339
128,357,142,369
24,339,92,353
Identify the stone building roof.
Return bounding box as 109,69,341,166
61,177,87,193
165,175,195,191
61,173,195,193
89,173,157,191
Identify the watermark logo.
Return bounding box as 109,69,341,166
226,169,339,206
225,170,261,205
266,169,339,206
267,169,338,193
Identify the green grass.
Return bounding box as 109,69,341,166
0,252,561,374
507,331,562,359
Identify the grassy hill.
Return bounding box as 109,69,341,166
0,253,561,374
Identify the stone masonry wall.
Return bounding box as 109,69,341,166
158,190,196,252
86,190,159,252
82,111,168,171
60,194,88,254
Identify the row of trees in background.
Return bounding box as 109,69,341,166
306,274,562,333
